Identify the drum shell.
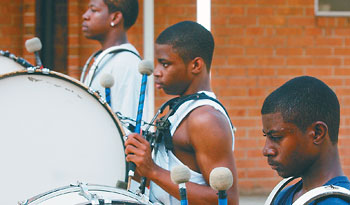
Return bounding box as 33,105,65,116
0,70,126,204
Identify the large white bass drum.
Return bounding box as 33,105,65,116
0,70,126,204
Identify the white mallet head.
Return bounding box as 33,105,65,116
100,73,115,88
209,167,233,191
25,37,42,53
171,165,191,185
138,59,153,76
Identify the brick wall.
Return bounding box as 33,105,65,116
1,0,350,195
210,0,350,194
0,0,35,63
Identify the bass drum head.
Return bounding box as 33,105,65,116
24,184,152,205
0,55,26,74
0,71,126,204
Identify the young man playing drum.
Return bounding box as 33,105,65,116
81,0,150,122
261,76,350,204
125,21,239,204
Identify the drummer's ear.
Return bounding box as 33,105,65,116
312,121,328,145
110,11,123,27
190,57,205,75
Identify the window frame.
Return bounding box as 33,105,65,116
315,0,350,17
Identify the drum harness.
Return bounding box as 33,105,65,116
118,92,234,154
118,92,235,195
80,47,142,88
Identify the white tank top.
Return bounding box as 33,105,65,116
149,91,235,205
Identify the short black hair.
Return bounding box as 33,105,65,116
103,0,138,30
261,76,340,144
156,21,214,72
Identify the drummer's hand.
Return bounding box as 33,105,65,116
125,133,156,178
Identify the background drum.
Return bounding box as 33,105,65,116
0,70,126,204
21,184,152,205
0,50,32,74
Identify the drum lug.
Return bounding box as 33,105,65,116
41,68,50,74
88,87,95,95
26,66,36,73
99,96,106,104
77,182,100,204
139,193,151,204
17,200,28,205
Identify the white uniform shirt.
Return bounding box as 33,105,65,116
82,43,151,128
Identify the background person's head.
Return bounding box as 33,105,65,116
261,76,340,178
261,76,340,144
103,0,139,30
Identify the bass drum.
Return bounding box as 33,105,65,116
0,50,32,74
20,184,152,205
0,70,126,204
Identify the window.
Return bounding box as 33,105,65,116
315,0,350,16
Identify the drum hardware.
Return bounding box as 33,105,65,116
19,183,153,205
115,111,155,134
27,66,36,73
85,86,92,94
0,50,34,69
98,95,106,104
41,67,50,75
77,182,100,204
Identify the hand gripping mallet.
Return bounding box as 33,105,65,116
127,60,153,190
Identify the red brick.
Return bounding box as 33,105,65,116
276,27,303,36
259,16,286,26
287,17,315,26
247,7,274,15
306,48,332,56
276,48,303,56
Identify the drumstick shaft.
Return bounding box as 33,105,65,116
135,74,148,133
127,74,148,190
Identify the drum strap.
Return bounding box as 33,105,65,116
154,92,234,151
82,48,142,86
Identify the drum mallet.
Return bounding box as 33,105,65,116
25,37,43,68
209,167,233,205
171,165,191,205
100,73,115,107
127,60,153,190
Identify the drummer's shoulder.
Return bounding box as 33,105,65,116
187,105,230,128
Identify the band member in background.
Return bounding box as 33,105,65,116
261,76,350,204
81,0,150,123
125,21,239,205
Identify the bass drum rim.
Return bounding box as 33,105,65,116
22,184,152,205
0,69,125,140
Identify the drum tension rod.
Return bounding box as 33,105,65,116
78,181,100,204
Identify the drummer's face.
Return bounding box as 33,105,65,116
82,0,111,40
262,112,315,178
154,43,193,96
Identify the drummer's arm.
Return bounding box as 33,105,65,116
125,106,239,204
